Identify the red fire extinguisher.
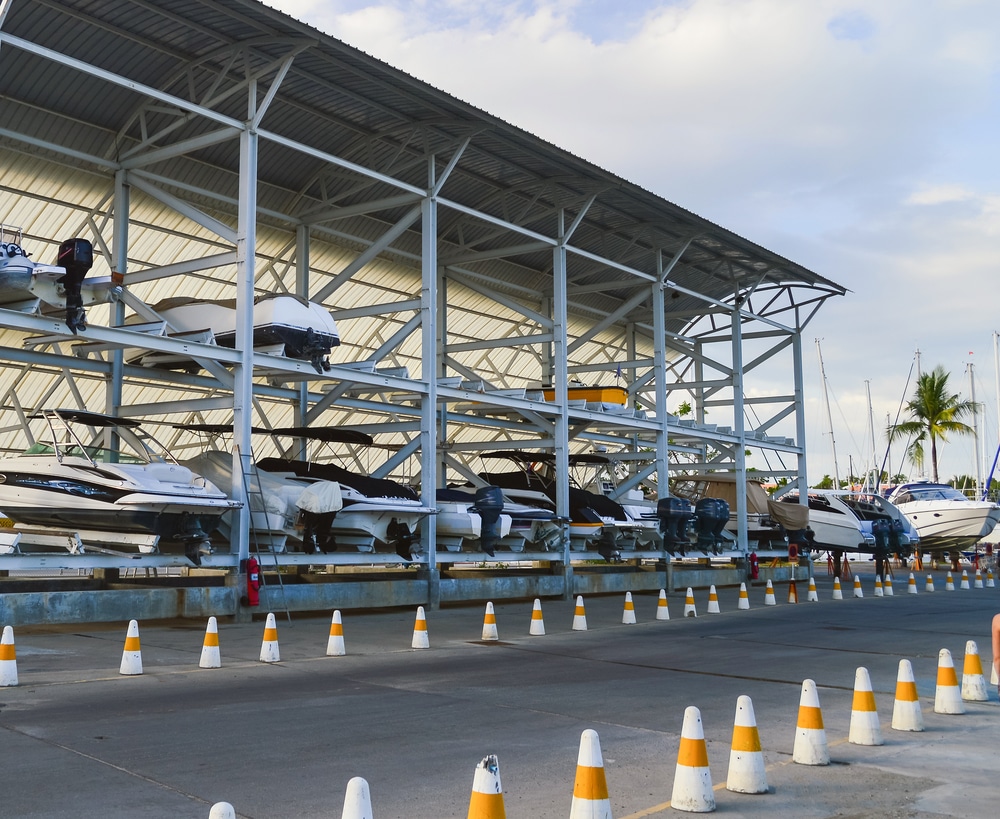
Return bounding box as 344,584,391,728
243,556,260,607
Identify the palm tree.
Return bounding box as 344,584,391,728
888,366,976,483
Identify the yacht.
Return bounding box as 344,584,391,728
885,481,1000,553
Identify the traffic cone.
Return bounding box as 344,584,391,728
467,754,505,819
726,695,767,794
342,776,374,819
412,606,430,649
891,658,924,731
849,666,883,746
529,598,546,635
960,570,970,590
945,572,955,591
209,803,236,819
572,596,588,631
853,575,863,598
832,577,843,600
327,610,346,656
570,729,611,819
259,612,280,663
737,582,750,610
787,580,798,604
987,568,995,587
806,577,819,602
482,602,499,641
0,625,17,686
706,585,721,614
671,705,715,812
873,577,883,597
974,569,984,589
792,679,829,765
119,619,143,675
656,589,670,620
763,580,776,606
622,592,637,624
961,640,988,701
884,576,894,596
925,574,935,592
199,616,221,668
683,587,698,618
934,648,965,714
907,573,918,594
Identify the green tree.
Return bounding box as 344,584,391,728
888,365,976,483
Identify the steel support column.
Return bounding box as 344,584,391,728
553,219,572,598
731,304,748,551
420,188,439,605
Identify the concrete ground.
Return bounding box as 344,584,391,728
1,564,998,818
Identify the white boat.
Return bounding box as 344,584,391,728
885,481,1000,553
773,490,873,554
135,294,340,373
434,487,513,556
0,409,239,561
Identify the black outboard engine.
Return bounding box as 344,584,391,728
656,496,694,556
57,238,93,334
888,518,910,557
871,517,891,554
473,485,506,557
694,497,730,554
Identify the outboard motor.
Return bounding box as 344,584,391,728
888,518,910,557
473,485,506,557
56,238,93,333
871,517,891,555
694,497,730,555
656,496,694,556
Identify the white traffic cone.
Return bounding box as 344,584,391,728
341,776,374,819
726,695,767,794
119,619,143,675
853,575,864,598
706,585,721,614
209,803,236,819
683,587,698,618
763,580,776,606
792,679,829,765
199,616,221,668
884,576,894,596
326,610,346,656
945,572,955,591
891,658,924,731
806,577,819,602
481,602,499,641
529,598,546,635
926,574,935,592
259,612,280,663
873,577,884,597
974,569,984,589
412,606,430,649
467,754,505,819
934,648,965,714
907,573,918,594
849,666,883,746
832,577,843,600
656,589,670,620
960,570,970,590
569,729,612,819
987,568,996,588
0,625,17,686
572,596,588,631
622,591,637,624
671,705,715,812
737,582,750,610
961,640,988,701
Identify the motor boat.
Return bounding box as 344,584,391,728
540,385,629,411
0,409,239,561
0,228,115,332
434,486,514,556
885,481,1000,554
133,294,340,373
773,490,874,554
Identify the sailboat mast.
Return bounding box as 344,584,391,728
866,379,878,492
968,361,981,497
815,339,840,489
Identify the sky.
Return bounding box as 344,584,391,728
266,0,1000,487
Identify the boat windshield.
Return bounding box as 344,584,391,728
894,485,969,503
24,440,147,464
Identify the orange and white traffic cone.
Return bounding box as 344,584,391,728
572,596,588,631
987,568,996,588
529,598,546,635
884,576,894,596
622,592,637,624
467,754,506,819
259,612,280,663
787,580,798,604
726,695,767,794
737,582,750,610
482,602,499,641
832,577,843,600
656,589,670,620
412,606,430,649
934,648,965,714
960,570,970,590
683,587,698,618
199,616,221,668
907,573,918,594
119,619,143,675
925,574,935,592
974,569,984,589
763,580,776,606
707,585,721,614
326,610,346,656
873,577,883,597
341,776,374,819
849,666,883,746
806,577,819,602
891,658,924,731
961,640,988,701
945,572,955,591
569,729,612,819
792,679,829,765
852,575,863,598
671,705,715,812
0,625,17,686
